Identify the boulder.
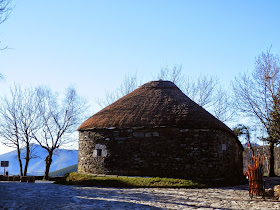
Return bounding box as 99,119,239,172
265,188,274,197
273,185,280,199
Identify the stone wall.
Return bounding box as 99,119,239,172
78,127,243,180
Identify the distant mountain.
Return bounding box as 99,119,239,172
0,144,78,175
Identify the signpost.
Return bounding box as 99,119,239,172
1,161,9,175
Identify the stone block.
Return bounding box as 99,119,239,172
113,131,119,136
20,176,28,182
1,176,8,181
115,137,127,141
106,127,116,130
265,188,274,197
152,132,159,137
274,185,280,199
145,133,152,137
27,176,35,183
13,176,20,181
8,176,13,181
133,132,144,138
132,127,144,130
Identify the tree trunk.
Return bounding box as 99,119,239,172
16,145,23,176
269,142,276,177
43,151,53,180
23,142,30,176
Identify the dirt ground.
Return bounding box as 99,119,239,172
0,177,280,209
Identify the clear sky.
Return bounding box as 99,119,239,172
0,0,280,153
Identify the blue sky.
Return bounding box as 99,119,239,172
0,0,280,153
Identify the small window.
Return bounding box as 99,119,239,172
96,149,102,156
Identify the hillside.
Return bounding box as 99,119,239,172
0,144,78,175
49,164,78,177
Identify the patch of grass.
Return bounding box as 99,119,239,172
56,172,206,188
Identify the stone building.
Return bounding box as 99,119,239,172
78,80,244,182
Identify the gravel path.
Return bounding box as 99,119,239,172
0,179,280,209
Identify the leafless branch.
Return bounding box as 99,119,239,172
33,86,87,179
232,49,280,176
182,74,219,108
96,72,141,109
0,0,12,24
157,64,183,86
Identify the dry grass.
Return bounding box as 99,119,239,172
56,172,206,188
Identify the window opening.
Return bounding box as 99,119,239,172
96,149,102,156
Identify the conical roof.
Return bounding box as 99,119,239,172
78,80,233,133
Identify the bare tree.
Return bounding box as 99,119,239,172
0,85,86,178
96,72,141,108
0,0,12,24
232,50,280,176
182,74,219,108
32,86,86,180
119,72,140,96
96,65,233,123
18,86,41,176
0,85,40,176
157,64,183,86
0,0,12,50
0,87,23,175
212,86,235,123
156,65,224,110
156,65,234,122
0,1,12,83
